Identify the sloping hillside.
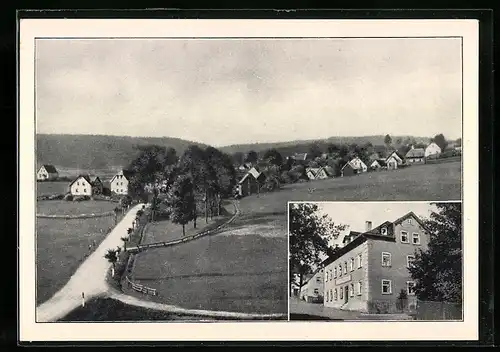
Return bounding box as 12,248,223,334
36,134,208,173
219,135,432,157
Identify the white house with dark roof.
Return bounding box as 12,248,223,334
110,170,133,195
37,164,59,181
385,151,404,170
69,175,93,196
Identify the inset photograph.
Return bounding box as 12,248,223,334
289,201,463,321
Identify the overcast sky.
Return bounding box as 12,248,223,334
36,38,462,147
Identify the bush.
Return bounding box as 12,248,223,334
48,194,64,200
73,195,90,202
63,193,73,201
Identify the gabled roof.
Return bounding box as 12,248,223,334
405,148,425,158
238,167,265,184
110,169,134,183
341,157,366,171
385,150,404,161
40,164,58,173
426,142,441,150
322,166,335,176
321,211,430,266
69,174,92,188
89,175,102,183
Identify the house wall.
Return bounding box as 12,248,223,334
300,269,324,303
425,144,442,157
366,220,430,312
341,164,356,177
70,178,92,196
386,157,398,170
324,241,369,312
407,157,424,164
316,169,329,179
37,168,49,180
111,175,129,195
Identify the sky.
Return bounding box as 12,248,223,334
36,38,462,147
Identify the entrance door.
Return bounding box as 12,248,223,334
344,286,349,303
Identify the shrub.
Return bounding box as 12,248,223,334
63,193,73,201
48,194,64,200
73,195,90,202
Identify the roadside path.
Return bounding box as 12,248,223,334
36,203,145,323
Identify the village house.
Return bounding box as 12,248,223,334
299,268,325,303
69,175,94,196
89,176,103,195
385,151,404,170
36,164,59,181
370,159,387,171
110,170,133,195
322,212,430,313
425,142,442,158
236,167,266,197
237,162,253,172
306,166,334,181
405,146,425,164
341,157,367,177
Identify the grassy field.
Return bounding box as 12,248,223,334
37,181,69,196
269,161,461,202
131,199,288,315
37,200,117,215
36,203,117,305
142,213,232,245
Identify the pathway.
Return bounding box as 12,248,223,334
36,203,145,323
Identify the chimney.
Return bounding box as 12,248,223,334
365,221,372,232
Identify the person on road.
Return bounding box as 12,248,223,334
81,292,85,307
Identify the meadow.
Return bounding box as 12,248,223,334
130,199,288,315
36,181,69,196
37,200,117,216
36,200,117,305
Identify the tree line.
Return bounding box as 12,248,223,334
126,144,237,236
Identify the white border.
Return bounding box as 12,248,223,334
19,19,479,342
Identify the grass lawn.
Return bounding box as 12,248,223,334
59,298,207,321
142,214,231,245
37,181,69,196
261,161,461,203
130,196,288,315
36,215,116,305
37,200,117,216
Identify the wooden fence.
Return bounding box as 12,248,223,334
125,276,157,296
126,201,240,253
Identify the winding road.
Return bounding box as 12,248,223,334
36,203,145,323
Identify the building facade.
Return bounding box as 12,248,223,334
299,268,325,303
323,212,430,313
425,142,442,158
37,164,59,181
69,175,93,196
110,170,131,195
405,147,425,164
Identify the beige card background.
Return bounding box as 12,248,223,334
19,18,479,342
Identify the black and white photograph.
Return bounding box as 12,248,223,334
19,18,479,342
289,201,463,321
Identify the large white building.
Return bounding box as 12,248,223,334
110,170,132,195
425,142,442,158
37,164,58,181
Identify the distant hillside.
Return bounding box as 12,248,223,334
219,135,433,157
36,134,208,174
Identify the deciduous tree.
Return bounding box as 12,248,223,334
408,202,462,303
289,203,346,296
169,174,195,237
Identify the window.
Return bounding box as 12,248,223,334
314,288,319,295
350,283,354,297
75,188,79,193
344,262,347,274
326,290,329,302
350,258,355,271
334,267,337,278
412,233,421,245
357,254,362,268
357,281,362,295
407,281,416,296
381,279,392,294
381,252,392,267
77,182,79,186
340,288,343,299
408,218,413,225
316,276,321,283
407,255,415,268
330,289,333,302
400,231,409,243
334,289,338,300
326,271,329,281
83,188,86,193
381,227,387,235
339,265,342,277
